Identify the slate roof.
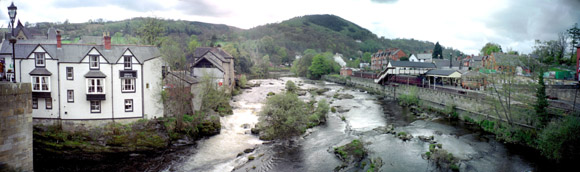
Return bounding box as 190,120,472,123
433,59,460,68
425,69,459,76
190,47,234,71
84,70,107,78
0,42,160,63
14,20,32,39
29,68,52,76
416,53,432,60
390,61,436,68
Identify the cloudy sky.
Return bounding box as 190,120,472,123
1,0,579,55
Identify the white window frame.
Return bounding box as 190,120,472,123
32,98,38,109
121,78,135,92
31,76,50,92
35,53,45,67
90,101,101,113
124,56,132,70
45,98,52,109
89,55,99,69
67,90,74,103
86,78,105,94
66,67,74,80
124,99,133,112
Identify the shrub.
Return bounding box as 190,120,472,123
398,87,419,106
285,80,298,93
537,116,580,161
257,93,308,140
239,74,247,88
334,139,366,162
331,107,336,113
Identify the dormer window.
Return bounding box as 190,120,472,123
90,55,99,69
35,53,45,67
124,56,132,70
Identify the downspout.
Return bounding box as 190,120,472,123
57,62,61,120
111,64,114,122
141,64,144,119
19,59,22,82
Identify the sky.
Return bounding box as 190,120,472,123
0,0,579,55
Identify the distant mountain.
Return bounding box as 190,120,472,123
21,14,462,64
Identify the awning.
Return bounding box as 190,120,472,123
29,68,52,76
84,70,107,78
426,69,462,78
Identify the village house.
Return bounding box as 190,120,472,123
370,48,407,70
409,53,432,62
189,47,235,93
0,30,165,120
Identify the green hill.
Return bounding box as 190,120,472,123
22,14,462,66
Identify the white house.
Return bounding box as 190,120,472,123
189,47,235,93
0,31,164,120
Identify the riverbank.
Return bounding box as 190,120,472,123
33,113,221,172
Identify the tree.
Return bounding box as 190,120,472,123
187,35,201,57
432,42,443,59
362,52,372,63
535,70,549,126
138,17,165,46
568,23,580,60
258,93,308,140
481,42,502,56
308,54,331,79
160,37,186,70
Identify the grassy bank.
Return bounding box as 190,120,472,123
34,113,221,154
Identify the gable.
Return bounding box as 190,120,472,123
26,45,53,59
115,49,140,64
80,48,108,63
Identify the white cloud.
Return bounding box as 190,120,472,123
0,0,578,55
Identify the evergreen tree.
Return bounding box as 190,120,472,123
535,70,549,126
432,42,443,59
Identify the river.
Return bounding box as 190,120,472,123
164,77,543,172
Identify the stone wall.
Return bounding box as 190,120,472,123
0,82,33,172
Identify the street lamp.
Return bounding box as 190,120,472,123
8,2,17,82
449,53,453,69
8,2,16,36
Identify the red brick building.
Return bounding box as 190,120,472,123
371,48,407,70
340,67,353,76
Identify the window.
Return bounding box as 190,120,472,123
89,55,99,69
32,98,38,109
67,90,74,102
46,98,52,109
124,56,132,70
35,53,45,67
90,101,101,113
31,76,50,91
87,79,105,94
124,99,133,112
121,79,135,92
66,67,74,80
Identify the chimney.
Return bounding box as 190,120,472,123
56,30,62,48
103,32,111,50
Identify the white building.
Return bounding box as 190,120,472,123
0,32,164,120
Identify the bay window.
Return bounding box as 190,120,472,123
87,78,105,94
31,76,50,92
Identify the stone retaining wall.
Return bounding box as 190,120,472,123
0,82,33,172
